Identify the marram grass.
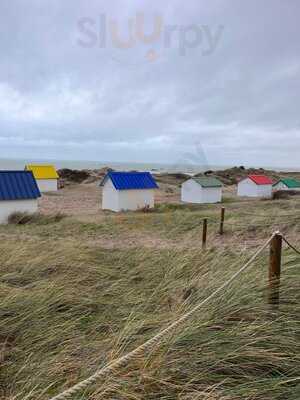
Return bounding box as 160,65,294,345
0,207,299,400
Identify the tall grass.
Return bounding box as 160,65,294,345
0,229,299,399
8,211,66,225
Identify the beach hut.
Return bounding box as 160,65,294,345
25,164,59,192
100,171,159,212
181,177,223,204
273,178,300,191
237,175,273,198
0,171,41,223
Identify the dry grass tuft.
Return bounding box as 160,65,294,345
0,197,299,399
8,212,66,225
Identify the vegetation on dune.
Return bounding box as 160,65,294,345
57,166,300,188
272,190,300,200
0,199,299,399
8,212,66,225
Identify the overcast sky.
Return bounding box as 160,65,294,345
0,0,299,168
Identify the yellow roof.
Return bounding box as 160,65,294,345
25,165,59,179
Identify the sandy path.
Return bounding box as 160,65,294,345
39,183,180,217
39,184,102,216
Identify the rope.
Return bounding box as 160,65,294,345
282,236,300,256
48,233,276,400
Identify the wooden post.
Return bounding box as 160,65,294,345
268,232,282,306
202,218,207,249
219,207,225,235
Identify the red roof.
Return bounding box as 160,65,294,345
248,175,273,185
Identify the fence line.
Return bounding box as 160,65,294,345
282,236,300,256
48,233,277,400
202,209,300,240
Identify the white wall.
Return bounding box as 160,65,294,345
181,179,202,203
273,182,285,191
181,179,222,204
256,184,272,198
202,187,222,203
102,179,155,212
36,179,58,192
118,188,155,211
102,179,120,211
237,178,272,198
0,199,38,224
237,178,257,197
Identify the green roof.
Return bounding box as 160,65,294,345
192,176,223,188
274,178,300,188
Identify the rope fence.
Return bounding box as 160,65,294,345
47,230,300,400
198,206,300,244
282,236,300,256
189,213,298,237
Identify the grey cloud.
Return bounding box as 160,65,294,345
0,0,299,168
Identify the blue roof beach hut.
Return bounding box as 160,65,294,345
100,171,158,212
0,171,41,223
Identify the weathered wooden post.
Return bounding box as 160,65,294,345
202,218,207,249
219,207,225,235
268,232,282,306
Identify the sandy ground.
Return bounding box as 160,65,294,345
39,183,103,216
39,181,239,217
39,183,182,218
37,184,264,247
4,182,297,252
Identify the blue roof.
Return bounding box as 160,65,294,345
0,171,41,201
102,171,159,190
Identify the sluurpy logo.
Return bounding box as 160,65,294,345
77,13,224,64
173,142,210,174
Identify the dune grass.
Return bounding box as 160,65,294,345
7,211,66,225
0,200,299,399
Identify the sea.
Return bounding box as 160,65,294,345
0,158,225,175
0,158,298,174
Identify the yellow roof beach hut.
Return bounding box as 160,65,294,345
25,164,59,193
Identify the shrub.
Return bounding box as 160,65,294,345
8,212,66,225
272,190,300,200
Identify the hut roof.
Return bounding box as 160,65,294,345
0,171,41,200
192,176,223,188
101,171,159,190
25,165,58,180
247,175,273,185
274,178,300,188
